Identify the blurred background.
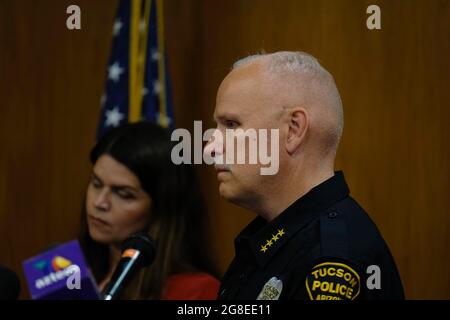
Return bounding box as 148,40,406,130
0,0,449,299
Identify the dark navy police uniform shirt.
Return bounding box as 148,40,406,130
219,171,404,300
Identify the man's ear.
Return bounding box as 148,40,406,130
286,107,308,154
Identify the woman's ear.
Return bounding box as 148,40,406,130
286,107,308,154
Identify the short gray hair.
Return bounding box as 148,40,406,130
233,51,325,74
233,51,344,154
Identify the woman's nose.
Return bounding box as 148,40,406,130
93,189,111,211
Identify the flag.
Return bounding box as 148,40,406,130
97,0,174,139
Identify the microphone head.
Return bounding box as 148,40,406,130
0,265,21,300
120,232,156,267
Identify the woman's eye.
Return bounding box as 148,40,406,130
116,190,134,200
92,179,102,188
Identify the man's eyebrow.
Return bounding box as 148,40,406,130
215,113,239,121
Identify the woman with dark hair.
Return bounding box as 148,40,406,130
79,121,220,299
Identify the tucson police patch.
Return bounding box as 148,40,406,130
305,262,361,300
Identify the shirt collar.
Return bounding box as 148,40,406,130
234,171,350,268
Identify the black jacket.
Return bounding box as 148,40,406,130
219,171,404,300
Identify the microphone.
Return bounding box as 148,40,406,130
22,240,100,299
103,232,156,300
0,265,20,300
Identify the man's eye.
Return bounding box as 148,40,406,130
224,120,239,128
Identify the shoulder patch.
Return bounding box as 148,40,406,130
305,262,360,300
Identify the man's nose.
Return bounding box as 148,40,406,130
204,139,216,158
203,129,223,159
93,189,111,211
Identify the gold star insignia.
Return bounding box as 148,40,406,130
260,229,286,254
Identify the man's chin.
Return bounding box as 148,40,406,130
219,182,235,201
219,183,245,206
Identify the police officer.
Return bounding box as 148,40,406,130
204,51,404,300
